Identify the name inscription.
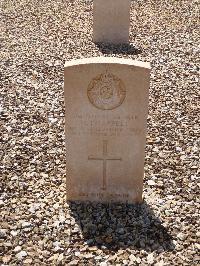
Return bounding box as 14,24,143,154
68,113,142,137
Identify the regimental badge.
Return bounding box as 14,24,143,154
87,70,126,110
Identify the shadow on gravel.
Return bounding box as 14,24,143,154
96,43,142,55
68,200,175,252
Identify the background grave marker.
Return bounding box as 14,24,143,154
93,0,131,44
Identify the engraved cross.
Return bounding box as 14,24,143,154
88,140,122,190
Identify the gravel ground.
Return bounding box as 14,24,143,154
0,0,199,265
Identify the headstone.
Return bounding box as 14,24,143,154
64,57,150,203
93,0,131,44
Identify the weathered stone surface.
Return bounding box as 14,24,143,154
93,0,131,44
64,57,150,203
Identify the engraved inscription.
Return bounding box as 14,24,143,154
88,140,122,190
79,192,129,200
68,113,141,137
87,71,126,110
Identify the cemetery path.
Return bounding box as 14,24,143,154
0,0,199,265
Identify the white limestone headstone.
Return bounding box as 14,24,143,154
93,0,131,44
64,57,150,203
